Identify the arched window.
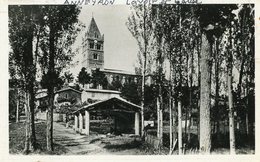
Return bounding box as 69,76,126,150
89,42,94,49
97,43,101,50
93,53,98,60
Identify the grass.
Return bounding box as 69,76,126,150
9,121,255,155
9,121,68,155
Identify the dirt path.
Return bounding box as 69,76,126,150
53,122,142,155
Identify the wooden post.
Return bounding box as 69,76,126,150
85,110,90,135
74,114,78,132
135,112,140,136
79,112,83,133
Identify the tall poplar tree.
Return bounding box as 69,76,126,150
9,5,39,153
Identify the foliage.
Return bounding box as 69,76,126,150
109,79,122,91
62,71,74,84
121,82,141,105
126,4,155,75
40,71,64,91
77,67,91,87
9,6,38,90
91,68,108,89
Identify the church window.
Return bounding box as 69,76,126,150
89,42,94,49
93,53,98,60
94,32,98,38
97,43,101,50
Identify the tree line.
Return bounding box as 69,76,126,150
9,5,82,153
127,4,254,154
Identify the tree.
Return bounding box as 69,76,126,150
40,71,64,91
63,71,74,84
91,68,108,89
127,4,154,137
121,82,141,105
236,4,254,136
227,22,236,154
37,5,81,151
157,4,178,153
199,29,212,153
152,5,166,148
9,5,40,153
195,4,238,153
109,79,122,91
77,67,91,88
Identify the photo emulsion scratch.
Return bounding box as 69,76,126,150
8,3,255,155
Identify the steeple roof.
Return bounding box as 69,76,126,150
87,17,102,39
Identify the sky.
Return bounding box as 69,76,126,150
69,5,139,77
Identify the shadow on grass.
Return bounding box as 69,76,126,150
9,121,69,155
103,140,142,151
90,137,102,144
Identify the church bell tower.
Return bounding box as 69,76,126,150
82,17,104,72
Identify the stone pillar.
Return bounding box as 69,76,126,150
85,110,90,135
79,112,83,133
135,112,140,135
74,114,78,132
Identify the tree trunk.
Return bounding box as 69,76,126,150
157,97,160,139
46,27,55,152
169,52,173,152
28,83,36,150
214,38,220,136
159,107,163,148
185,51,190,144
46,93,54,151
169,96,173,151
157,96,163,147
199,32,212,153
197,34,201,143
24,92,30,154
16,88,20,123
140,4,147,138
227,47,236,154
173,98,177,151
228,61,236,154
24,18,37,153
188,48,194,141
245,80,249,135
178,99,182,155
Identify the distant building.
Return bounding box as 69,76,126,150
55,87,82,107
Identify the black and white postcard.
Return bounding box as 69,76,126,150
0,0,259,161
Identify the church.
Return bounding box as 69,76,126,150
80,17,153,88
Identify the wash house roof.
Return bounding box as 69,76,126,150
73,97,141,115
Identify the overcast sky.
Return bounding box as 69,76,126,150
69,5,139,76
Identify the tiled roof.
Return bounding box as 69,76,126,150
101,68,139,76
